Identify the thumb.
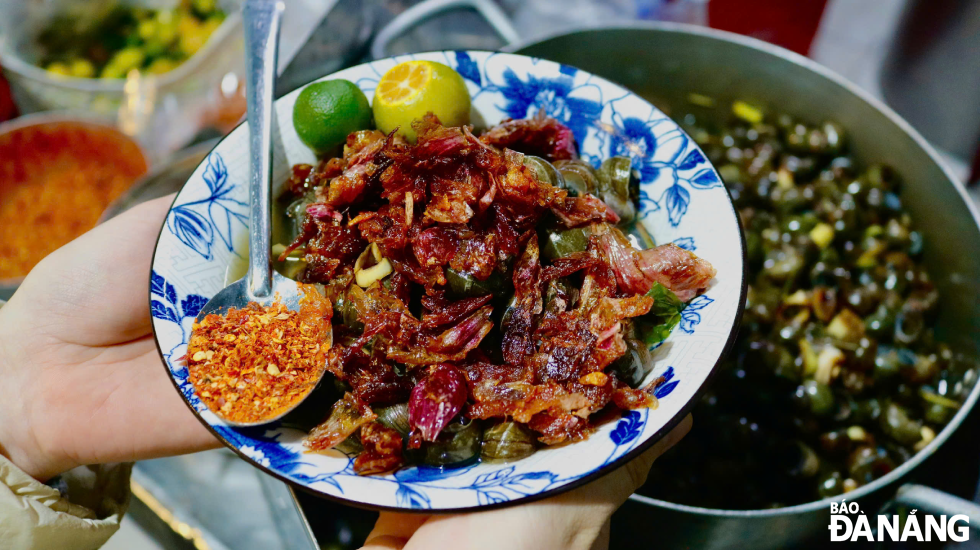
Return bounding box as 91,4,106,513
564,413,693,514
361,513,431,550
619,413,692,496
6,194,174,346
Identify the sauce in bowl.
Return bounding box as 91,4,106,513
0,118,146,280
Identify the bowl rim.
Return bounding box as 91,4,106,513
0,109,118,134
514,21,980,517
0,11,242,92
0,111,147,290
148,49,748,513
99,137,220,223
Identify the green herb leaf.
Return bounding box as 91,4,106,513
646,282,684,317
635,313,681,347
636,283,685,346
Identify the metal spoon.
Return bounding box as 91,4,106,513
195,0,313,427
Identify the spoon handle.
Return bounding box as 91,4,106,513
243,0,284,300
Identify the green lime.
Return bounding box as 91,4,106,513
293,79,372,156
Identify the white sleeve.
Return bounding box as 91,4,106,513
0,456,131,550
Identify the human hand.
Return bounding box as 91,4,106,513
0,195,219,481
361,414,692,550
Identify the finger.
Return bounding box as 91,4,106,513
361,513,431,550
26,341,220,479
95,342,221,459
9,195,176,346
359,417,694,550
400,505,592,550
589,519,611,550
621,413,692,490
360,535,408,550
556,413,693,515
355,418,694,550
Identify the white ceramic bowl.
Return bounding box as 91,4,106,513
150,50,746,512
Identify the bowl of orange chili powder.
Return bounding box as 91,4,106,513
0,113,147,298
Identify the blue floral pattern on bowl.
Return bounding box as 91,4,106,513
166,154,247,261
150,51,744,511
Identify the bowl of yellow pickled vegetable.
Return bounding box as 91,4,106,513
0,0,242,155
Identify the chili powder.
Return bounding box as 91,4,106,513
187,285,333,424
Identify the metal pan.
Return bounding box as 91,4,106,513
509,24,980,547
373,4,980,548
